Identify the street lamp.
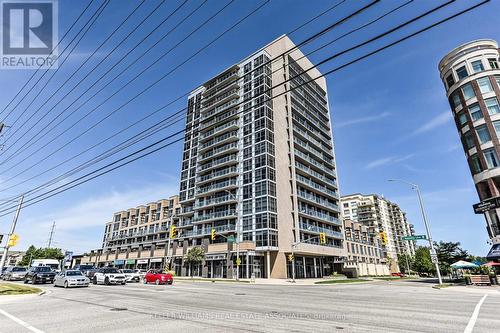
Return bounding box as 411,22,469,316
388,179,443,285
224,190,240,281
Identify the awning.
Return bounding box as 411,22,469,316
126,259,135,264
137,259,149,264
114,260,125,265
486,244,500,260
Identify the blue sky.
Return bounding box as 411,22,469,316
0,0,498,256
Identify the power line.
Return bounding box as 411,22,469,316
0,0,111,123
0,0,96,117
0,0,368,182
0,0,270,181
0,0,202,166
0,0,410,197
0,0,489,216
1,0,152,146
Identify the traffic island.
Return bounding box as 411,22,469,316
0,283,41,296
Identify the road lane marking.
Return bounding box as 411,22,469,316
0,308,45,333
464,294,488,333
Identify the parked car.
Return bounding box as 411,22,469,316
54,270,90,288
24,266,56,284
85,268,98,279
391,272,405,277
74,264,95,275
134,269,147,279
0,266,11,279
92,267,126,285
143,269,173,285
119,269,141,283
2,266,27,281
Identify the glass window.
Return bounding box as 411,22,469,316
456,65,468,79
489,58,499,70
496,76,500,89
471,60,484,73
493,120,500,137
476,125,491,144
469,104,483,121
451,92,461,108
446,74,455,88
484,148,500,169
485,97,500,115
470,154,482,174
464,132,474,150
458,113,467,126
478,77,493,94
462,83,475,100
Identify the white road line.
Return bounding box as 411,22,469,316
464,294,488,333
0,308,45,333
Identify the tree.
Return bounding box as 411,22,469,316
397,253,414,274
19,245,64,266
184,247,205,277
434,241,469,276
412,246,435,275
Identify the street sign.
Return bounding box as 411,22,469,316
473,197,500,214
430,253,438,264
227,235,236,243
402,235,427,241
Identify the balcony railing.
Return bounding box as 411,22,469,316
197,179,238,195
194,194,237,209
199,120,238,140
199,130,238,151
297,190,338,211
180,224,236,237
295,161,336,187
295,174,337,197
299,222,343,239
198,154,238,172
197,166,238,183
299,208,340,225
192,209,237,223
295,150,335,175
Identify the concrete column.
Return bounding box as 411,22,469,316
246,252,249,279
313,257,317,278
201,239,209,278
150,244,156,258
266,251,271,279
302,257,306,278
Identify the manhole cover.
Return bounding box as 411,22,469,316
110,307,128,312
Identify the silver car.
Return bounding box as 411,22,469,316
2,266,27,281
54,270,90,288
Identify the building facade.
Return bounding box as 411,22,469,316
343,219,390,277
176,35,345,279
82,196,181,270
341,194,415,273
438,39,500,252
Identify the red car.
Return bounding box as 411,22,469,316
143,270,173,285
391,272,405,277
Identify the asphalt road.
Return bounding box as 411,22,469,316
0,279,499,333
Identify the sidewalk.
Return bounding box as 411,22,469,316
173,276,356,285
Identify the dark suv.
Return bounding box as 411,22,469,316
24,266,56,284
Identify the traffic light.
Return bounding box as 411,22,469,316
211,228,216,241
169,225,177,238
319,232,326,244
7,234,19,247
236,258,241,266
288,254,294,262
379,232,388,245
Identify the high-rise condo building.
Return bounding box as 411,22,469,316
341,194,415,273
438,39,500,259
176,35,345,279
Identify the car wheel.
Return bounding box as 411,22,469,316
93,277,97,285
143,279,147,284
155,279,160,285
64,281,68,289
104,277,110,285
167,281,173,285
31,276,37,284
121,282,126,285
24,278,28,284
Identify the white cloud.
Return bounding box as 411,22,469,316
412,112,452,136
12,180,179,253
336,111,391,128
365,154,415,169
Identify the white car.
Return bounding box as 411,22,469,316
54,270,90,288
92,267,126,285
119,269,141,283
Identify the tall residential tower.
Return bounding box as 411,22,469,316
439,39,500,257
176,35,344,279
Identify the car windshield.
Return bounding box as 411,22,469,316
12,267,26,272
66,271,83,276
105,268,120,273
122,269,133,273
36,267,51,272
79,265,94,270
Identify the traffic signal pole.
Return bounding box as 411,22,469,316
0,195,24,273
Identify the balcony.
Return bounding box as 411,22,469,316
198,154,238,173
197,179,238,196
294,137,334,168
198,130,238,152
297,190,339,212
194,194,238,210
299,208,340,226
192,209,237,223
294,150,335,175
295,174,337,198
199,142,238,162
299,222,344,239
200,108,239,130
180,223,236,238
201,97,240,121
293,126,332,154
295,161,337,188
197,166,238,184
199,120,239,141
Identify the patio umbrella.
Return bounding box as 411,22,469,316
482,261,500,267
450,260,478,269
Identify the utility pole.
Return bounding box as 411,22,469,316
47,221,56,248
0,195,24,273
